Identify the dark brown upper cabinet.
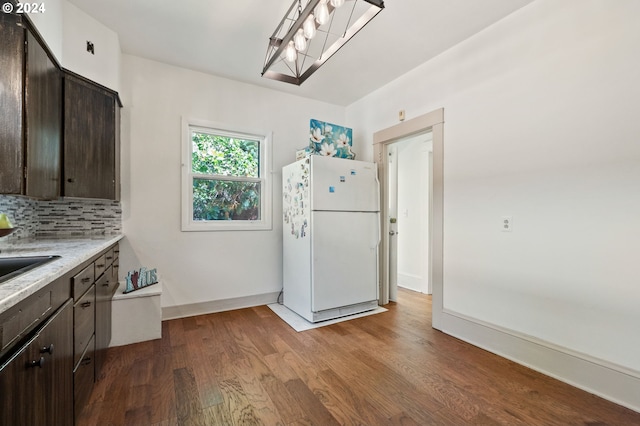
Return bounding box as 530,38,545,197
63,72,121,200
26,30,62,198
0,12,62,199
0,12,27,195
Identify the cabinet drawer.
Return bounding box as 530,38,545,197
72,263,94,299
73,286,95,366
96,266,117,298
0,276,68,359
104,248,115,268
73,334,94,419
111,243,119,284
94,254,107,280
0,290,51,353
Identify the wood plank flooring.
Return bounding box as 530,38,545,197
78,288,640,425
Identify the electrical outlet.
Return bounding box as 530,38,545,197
501,216,512,232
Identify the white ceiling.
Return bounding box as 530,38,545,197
67,0,534,106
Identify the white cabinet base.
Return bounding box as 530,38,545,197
110,281,162,347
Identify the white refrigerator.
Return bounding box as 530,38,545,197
282,155,380,322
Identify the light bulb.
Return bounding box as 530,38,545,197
293,28,307,51
315,0,330,25
303,14,316,39
285,41,297,62
330,0,344,7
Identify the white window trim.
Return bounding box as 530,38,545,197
181,117,272,231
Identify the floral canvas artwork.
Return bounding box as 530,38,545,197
309,119,355,159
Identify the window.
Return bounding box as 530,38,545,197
182,118,272,231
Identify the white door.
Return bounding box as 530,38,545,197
387,144,399,302
396,136,432,294
385,133,433,300
311,211,378,312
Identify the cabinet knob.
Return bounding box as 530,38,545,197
80,301,92,308
28,357,45,369
67,178,75,183
40,344,54,355
80,357,92,366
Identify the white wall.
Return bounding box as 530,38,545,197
346,0,640,409
16,0,120,91
62,1,121,92
27,0,64,63
20,0,121,92
396,135,431,293
120,55,346,317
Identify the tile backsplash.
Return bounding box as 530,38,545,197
0,195,122,242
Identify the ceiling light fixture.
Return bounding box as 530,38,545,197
262,0,385,86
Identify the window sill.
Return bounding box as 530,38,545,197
181,221,272,232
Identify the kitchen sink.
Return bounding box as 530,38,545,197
0,255,60,284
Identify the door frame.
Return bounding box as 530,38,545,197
373,108,444,329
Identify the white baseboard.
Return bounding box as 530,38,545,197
439,309,640,413
398,272,428,293
162,291,280,321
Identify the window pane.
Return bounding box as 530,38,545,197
192,131,259,177
193,179,261,221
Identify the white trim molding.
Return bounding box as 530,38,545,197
440,309,640,413
180,117,273,232
162,291,281,321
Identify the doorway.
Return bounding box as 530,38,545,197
373,108,444,329
387,132,433,302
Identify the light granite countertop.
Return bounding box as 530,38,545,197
0,234,123,314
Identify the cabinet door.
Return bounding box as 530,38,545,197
95,265,115,376
63,74,117,199
35,299,74,426
0,335,44,425
0,12,25,194
0,299,73,425
25,29,62,199
73,285,95,366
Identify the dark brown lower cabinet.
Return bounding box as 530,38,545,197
0,242,119,423
0,299,74,425
95,265,117,375
72,242,118,421
74,334,95,419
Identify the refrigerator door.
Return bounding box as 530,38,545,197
282,159,313,319
311,156,379,212
311,211,379,312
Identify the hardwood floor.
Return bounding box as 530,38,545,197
78,288,640,425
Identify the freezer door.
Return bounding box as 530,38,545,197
311,156,379,212
311,211,379,312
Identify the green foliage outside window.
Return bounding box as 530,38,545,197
191,132,261,221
